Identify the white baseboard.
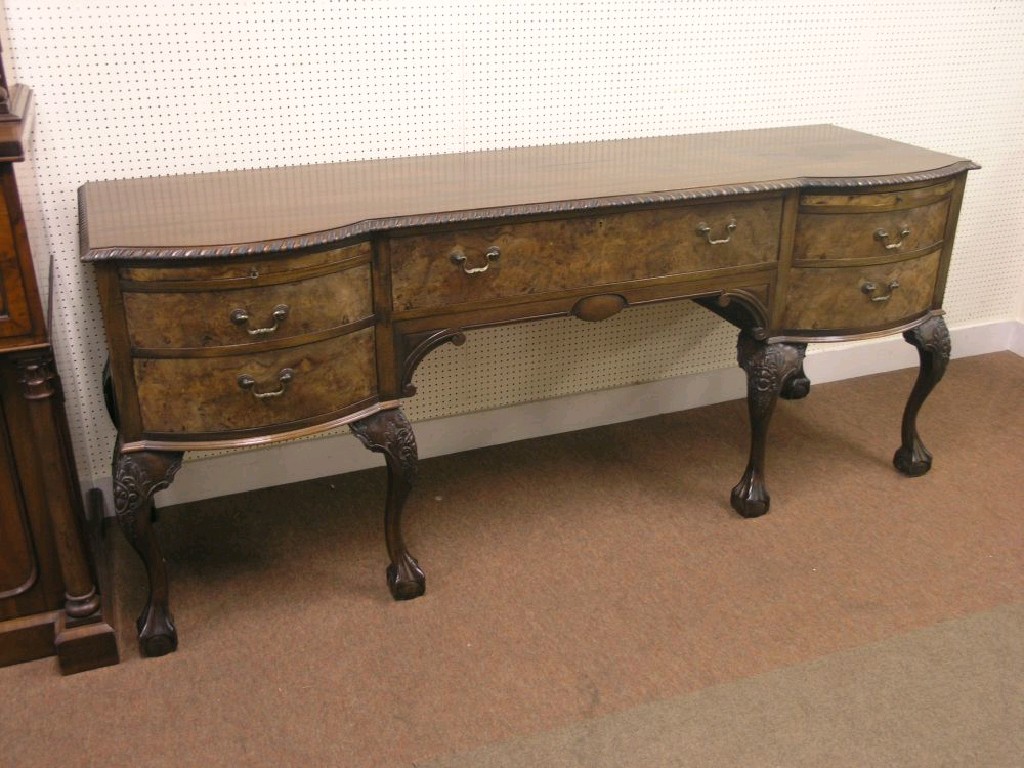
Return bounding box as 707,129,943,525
1011,319,1024,356
89,318,1023,510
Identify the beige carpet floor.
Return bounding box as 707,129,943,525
2,351,1022,766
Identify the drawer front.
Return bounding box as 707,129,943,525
795,194,950,264
390,198,783,312
120,242,370,283
133,328,376,435
123,264,372,350
779,250,940,331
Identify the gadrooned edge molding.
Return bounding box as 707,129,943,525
80,162,979,261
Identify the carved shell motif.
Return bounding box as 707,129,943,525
908,316,951,360
736,335,806,412
351,411,418,481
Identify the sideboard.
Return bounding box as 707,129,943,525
79,125,977,656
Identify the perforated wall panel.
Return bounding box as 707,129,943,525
3,1,1022,485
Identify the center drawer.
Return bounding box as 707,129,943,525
389,198,783,312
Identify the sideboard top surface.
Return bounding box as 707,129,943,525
79,124,976,261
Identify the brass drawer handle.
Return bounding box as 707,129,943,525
450,246,501,274
861,280,901,302
696,219,737,245
237,368,295,399
230,304,290,335
873,227,911,250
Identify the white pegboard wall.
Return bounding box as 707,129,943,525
404,302,737,423
2,1,1022,490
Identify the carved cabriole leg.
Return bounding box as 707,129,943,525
732,333,807,518
893,315,951,476
112,441,183,656
350,408,425,600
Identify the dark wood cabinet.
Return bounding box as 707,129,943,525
0,62,117,673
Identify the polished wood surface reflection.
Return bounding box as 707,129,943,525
80,125,972,258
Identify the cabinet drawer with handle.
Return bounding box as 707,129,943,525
132,327,376,435
794,182,952,265
389,198,783,312
123,263,372,350
779,250,941,332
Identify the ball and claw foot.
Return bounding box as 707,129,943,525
388,554,426,601
780,343,810,400
893,438,933,477
730,469,771,518
137,602,178,657
780,373,811,400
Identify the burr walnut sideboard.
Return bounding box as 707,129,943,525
79,125,977,657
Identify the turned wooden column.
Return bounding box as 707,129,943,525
15,354,101,619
